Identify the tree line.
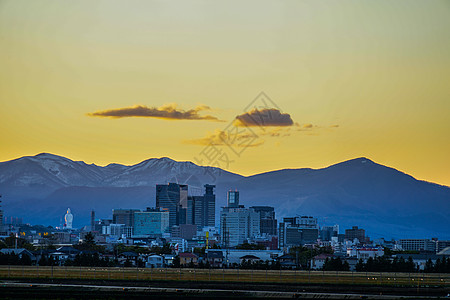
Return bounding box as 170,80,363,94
424,257,450,273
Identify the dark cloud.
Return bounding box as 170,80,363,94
87,104,224,122
233,108,294,127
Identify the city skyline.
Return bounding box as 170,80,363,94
1,152,449,239
0,1,449,296
1,1,449,186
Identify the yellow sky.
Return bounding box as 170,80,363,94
0,0,449,186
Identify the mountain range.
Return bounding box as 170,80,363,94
1,153,449,239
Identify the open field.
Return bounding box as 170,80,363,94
0,266,448,287
1,281,447,299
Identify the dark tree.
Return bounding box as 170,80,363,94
424,259,434,273
322,257,349,271
172,256,180,268
355,259,365,272
124,259,133,268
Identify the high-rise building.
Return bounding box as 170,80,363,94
227,190,240,208
0,195,3,233
112,209,140,227
90,210,95,232
171,224,197,240
221,208,260,247
204,184,216,227
103,223,125,237
250,206,277,236
296,216,318,228
220,190,260,247
320,225,339,241
0,195,3,232
398,239,436,252
134,208,169,236
345,226,366,242
187,184,216,229
156,183,188,227
278,216,319,248
95,218,112,233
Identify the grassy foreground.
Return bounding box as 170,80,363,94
0,265,448,287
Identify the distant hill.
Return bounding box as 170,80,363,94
1,153,449,239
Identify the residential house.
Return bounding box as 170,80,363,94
0,248,36,264
346,247,384,260
146,254,164,268
118,251,139,266
179,252,198,266
310,254,334,270
277,254,296,269
163,254,175,266
206,250,223,268
240,255,261,265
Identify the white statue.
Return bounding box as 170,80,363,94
64,208,73,229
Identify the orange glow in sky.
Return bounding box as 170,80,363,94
0,1,449,186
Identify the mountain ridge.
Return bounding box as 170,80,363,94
0,153,449,239
4,152,447,187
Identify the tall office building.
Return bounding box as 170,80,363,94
203,184,216,227
220,190,260,247
134,208,169,236
95,218,112,232
345,226,366,242
320,225,339,241
227,190,240,208
112,209,140,227
0,195,3,233
156,183,188,227
90,210,95,232
250,206,277,236
187,184,216,229
278,216,319,248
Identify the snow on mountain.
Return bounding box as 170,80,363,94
103,157,241,188
0,153,242,196
0,154,449,239
0,153,109,198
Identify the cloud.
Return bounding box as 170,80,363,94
183,129,264,148
259,127,291,137
87,104,224,121
183,120,337,149
233,108,294,127
294,122,320,131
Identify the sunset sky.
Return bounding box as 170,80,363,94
1,1,449,186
